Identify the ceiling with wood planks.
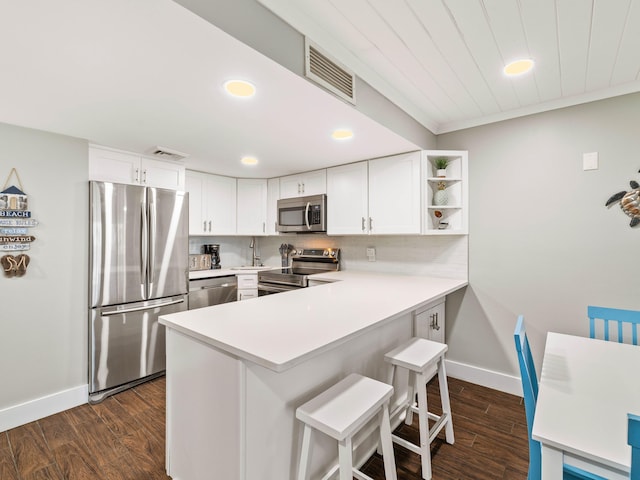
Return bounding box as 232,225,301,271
258,0,640,133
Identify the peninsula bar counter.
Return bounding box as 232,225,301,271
159,271,467,480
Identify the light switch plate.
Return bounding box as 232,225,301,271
366,247,375,261
583,152,598,171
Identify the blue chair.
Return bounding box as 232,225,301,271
588,305,640,345
514,315,606,480
629,413,640,480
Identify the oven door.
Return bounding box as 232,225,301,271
257,282,301,296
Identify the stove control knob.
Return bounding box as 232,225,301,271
330,251,336,257
323,250,329,256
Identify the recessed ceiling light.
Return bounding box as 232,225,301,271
241,156,258,165
224,80,256,98
331,129,354,140
504,59,534,76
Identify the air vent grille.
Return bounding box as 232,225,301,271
145,146,189,162
305,39,356,104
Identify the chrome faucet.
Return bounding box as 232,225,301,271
249,237,261,266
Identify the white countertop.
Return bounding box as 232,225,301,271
162,271,467,372
189,266,275,279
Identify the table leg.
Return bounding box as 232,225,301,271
540,443,563,480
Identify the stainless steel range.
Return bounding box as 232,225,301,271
257,248,340,295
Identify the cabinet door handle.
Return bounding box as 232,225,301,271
369,217,373,231
142,169,147,184
263,222,265,233
203,220,206,232
361,217,365,232
430,312,441,331
301,182,305,193
135,168,140,183
208,220,212,232
298,182,302,194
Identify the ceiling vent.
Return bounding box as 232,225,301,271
145,146,189,162
305,38,356,105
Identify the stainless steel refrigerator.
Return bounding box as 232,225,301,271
89,181,188,403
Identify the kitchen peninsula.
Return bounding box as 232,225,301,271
159,271,467,480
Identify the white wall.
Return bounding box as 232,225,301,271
0,122,88,430
437,92,640,380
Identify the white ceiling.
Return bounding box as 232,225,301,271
3,1,639,179
0,0,418,178
259,0,640,134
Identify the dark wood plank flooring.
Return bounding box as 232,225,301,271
0,376,529,479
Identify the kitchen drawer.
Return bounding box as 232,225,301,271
238,289,258,301
236,274,258,289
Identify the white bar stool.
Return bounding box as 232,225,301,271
384,337,454,480
296,373,398,480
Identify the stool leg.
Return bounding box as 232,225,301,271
416,371,432,480
405,370,416,425
379,400,398,480
437,357,455,444
338,436,353,480
378,364,397,456
297,424,313,480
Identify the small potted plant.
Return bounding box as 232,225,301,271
435,157,448,177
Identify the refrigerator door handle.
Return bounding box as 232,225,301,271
140,200,148,291
101,297,185,316
149,199,156,287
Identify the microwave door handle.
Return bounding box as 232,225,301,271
305,202,311,230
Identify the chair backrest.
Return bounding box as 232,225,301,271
514,315,540,480
629,413,640,480
588,305,640,345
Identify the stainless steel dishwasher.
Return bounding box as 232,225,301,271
188,275,237,310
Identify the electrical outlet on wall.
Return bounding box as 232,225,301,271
366,247,376,262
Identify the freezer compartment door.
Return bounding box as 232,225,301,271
89,295,187,396
90,181,147,307
147,187,189,299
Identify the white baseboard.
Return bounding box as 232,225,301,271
0,363,520,433
445,359,523,397
0,384,88,433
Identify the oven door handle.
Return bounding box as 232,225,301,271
305,202,311,230
258,283,298,293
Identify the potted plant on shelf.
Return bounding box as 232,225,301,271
435,157,448,177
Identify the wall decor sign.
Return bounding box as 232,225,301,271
605,169,640,227
1,168,36,276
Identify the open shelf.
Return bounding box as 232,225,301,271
422,151,468,235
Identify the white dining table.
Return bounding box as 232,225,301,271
532,332,640,479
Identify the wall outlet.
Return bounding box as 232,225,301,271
366,247,376,261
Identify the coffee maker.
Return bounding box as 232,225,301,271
202,244,221,269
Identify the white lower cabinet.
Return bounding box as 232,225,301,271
237,274,258,301
414,298,445,344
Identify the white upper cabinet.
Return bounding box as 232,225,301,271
186,170,236,235
89,145,185,190
327,161,369,235
279,169,326,198
423,150,468,235
266,177,280,235
368,152,421,235
237,178,268,235
327,151,421,235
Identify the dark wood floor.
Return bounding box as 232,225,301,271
0,376,529,479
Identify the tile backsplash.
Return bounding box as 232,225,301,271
190,234,468,280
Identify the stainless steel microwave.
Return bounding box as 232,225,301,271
276,194,327,233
